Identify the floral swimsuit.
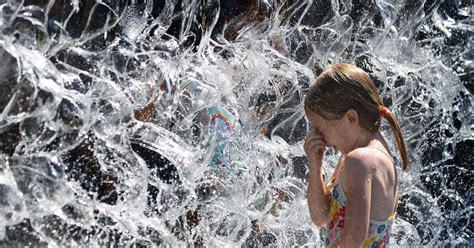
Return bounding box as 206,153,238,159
325,175,397,248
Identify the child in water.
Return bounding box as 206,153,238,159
304,63,408,247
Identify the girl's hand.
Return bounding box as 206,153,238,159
304,131,326,171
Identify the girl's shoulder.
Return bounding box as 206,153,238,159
342,147,391,178
347,146,392,166
343,146,395,184
345,147,378,167
342,149,374,180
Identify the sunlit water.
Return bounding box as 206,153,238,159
0,0,472,247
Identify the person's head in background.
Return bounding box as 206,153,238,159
304,63,408,171
220,0,274,41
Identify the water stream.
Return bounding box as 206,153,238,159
0,0,472,246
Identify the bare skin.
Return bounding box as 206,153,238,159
304,109,397,247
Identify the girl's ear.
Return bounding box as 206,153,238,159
345,109,358,126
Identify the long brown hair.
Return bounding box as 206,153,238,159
304,63,408,171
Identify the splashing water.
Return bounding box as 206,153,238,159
0,0,472,246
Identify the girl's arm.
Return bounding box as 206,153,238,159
337,151,372,247
307,164,332,227
304,133,331,227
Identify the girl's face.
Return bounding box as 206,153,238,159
306,110,353,154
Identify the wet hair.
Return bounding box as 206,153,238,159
304,63,408,171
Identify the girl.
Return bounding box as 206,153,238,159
304,63,408,247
